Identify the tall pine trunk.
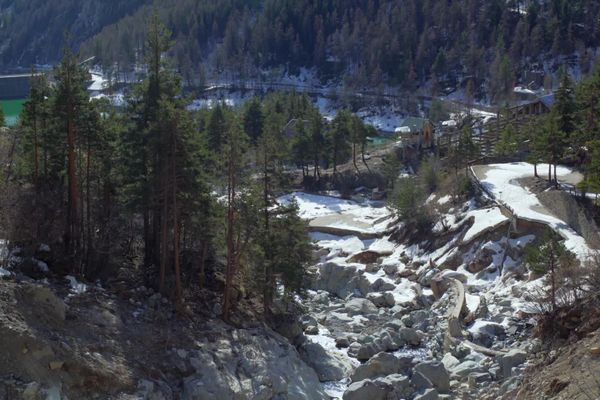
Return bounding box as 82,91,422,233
361,141,371,173
67,108,80,266
172,142,182,306
263,149,272,313
352,142,359,174
223,142,237,322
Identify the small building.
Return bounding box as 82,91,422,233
394,117,435,150
507,93,553,120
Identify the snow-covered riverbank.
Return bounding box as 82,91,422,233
282,181,594,399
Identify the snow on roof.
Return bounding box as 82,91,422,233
442,120,457,127
395,126,412,134
513,86,536,95
88,72,108,92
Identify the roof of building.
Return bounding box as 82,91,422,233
538,93,555,108
396,116,430,134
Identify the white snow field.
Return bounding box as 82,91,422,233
278,192,394,235
472,162,592,259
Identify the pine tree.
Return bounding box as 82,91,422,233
525,230,577,313
52,43,92,266
243,99,264,144
554,68,576,142
207,104,228,150
328,110,351,177
20,71,51,185
222,118,249,321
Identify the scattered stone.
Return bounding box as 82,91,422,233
383,264,398,275
414,361,450,393
411,371,433,391
365,263,380,273
441,353,460,370
467,372,492,388
343,379,388,400
299,341,353,382
377,374,414,399
304,325,319,335
366,292,395,308
399,327,422,346
450,360,484,378
345,298,378,316
335,337,350,348
48,361,64,370
351,352,401,381
498,349,527,378
414,388,440,400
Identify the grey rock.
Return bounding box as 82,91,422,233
377,374,414,399
365,263,381,273
348,342,361,358
335,337,350,348
498,349,527,378
450,360,484,378
414,388,440,400
356,343,379,361
441,353,459,371
383,264,399,275
343,379,388,400
351,352,401,381
367,292,395,308
316,262,359,298
414,361,450,393
304,325,319,335
298,341,353,382
399,327,422,346
411,371,433,391
467,372,492,388
345,298,378,316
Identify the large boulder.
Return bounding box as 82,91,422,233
342,379,388,400
344,298,378,316
449,360,485,378
414,361,450,393
298,341,353,382
377,374,414,399
497,349,527,378
351,352,402,381
398,327,423,346
183,329,328,400
366,292,395,308
343,375,413,400
468,321,506,347
414,388,440,400
315,262,359,298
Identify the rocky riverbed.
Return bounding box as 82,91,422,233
0,182,594,399
282,190,555,400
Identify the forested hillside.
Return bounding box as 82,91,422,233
2,0,600,98
0,0,147,68
78,0,600,97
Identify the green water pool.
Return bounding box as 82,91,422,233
0,98,26,126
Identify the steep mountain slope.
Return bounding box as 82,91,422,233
3,0,600,97
0,0,147,69
81,0,600,96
